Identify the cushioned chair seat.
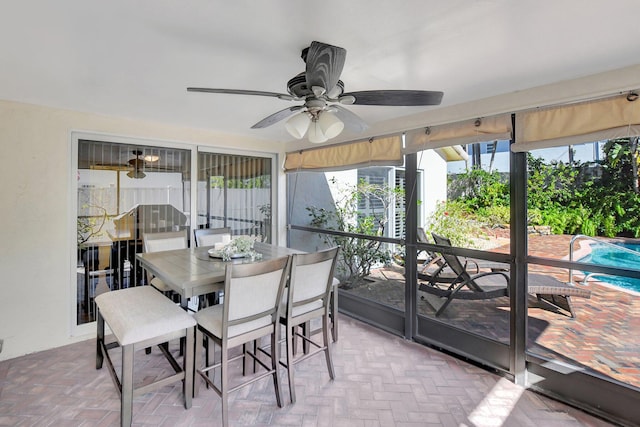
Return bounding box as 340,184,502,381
150,277,173,293
96,286,195,345
194,304,272,338
95,286,196,426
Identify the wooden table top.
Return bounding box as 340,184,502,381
136,242,302,299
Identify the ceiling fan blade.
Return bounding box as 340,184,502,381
305,41,346,95
343,90,444,106
332,105,369,133
187,87,294,101
251,106,305,129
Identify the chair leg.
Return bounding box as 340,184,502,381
291,326,298,355
194,329,203,397
96,313,104,369
271,331,283,408
331,287,338,342
183,327,194,409
206,335,214,387
242,342,258,375
322,315,335,380
286,323,296,404
302,321,310,354
221,343,229,427
121,344,134,427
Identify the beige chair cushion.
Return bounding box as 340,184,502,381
194,304,272,338
95,286,195,346
150,277,173,292
145,236,187,252
195,265,284,338
281,261,335,319
197,233,231,247
281,261,340,317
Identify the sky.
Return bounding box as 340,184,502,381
446,140,603,173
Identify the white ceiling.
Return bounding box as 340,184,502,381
2,1,640,146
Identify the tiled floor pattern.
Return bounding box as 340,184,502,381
0,316,615,426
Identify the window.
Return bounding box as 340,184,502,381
76,139,191,325
197,152,273,242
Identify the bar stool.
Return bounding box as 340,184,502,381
95,286,196,427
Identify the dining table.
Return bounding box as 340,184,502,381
136,241,304,309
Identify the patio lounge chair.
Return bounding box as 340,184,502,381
419,233,510,316
416,227,481,285
526,272,591,318
420,233,591,318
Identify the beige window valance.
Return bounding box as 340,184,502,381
283,135,403,172
404,115,512,154
512,93,640,152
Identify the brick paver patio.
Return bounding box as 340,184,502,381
348,233,640,390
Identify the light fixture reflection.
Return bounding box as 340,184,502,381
285,110,343,143
127,170,146,179
143,154,159,162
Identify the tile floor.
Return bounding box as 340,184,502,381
0,315,616,426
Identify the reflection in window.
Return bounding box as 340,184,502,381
76,140,191,325
197,152,272,242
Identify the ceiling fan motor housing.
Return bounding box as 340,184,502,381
287,73,345,100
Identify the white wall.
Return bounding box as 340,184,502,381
417,150,448,225
0,100,285,361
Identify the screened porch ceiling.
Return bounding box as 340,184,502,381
3,1,640,147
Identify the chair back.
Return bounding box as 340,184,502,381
143,230,188,253
417,227,430,243
223,256,290,340
431,232,476,283
194,227,232,247
286,247,339,320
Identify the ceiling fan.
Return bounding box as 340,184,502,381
187,41,444,143
126,150,148,179
91,150,164,179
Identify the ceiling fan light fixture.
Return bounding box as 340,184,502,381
143,154,159,162
308,119,328,144
338,95,356,105
285,112,311,139
318,111,344,139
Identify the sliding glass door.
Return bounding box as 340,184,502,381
76,139,191,324
197,151,273,242
75,139,276,327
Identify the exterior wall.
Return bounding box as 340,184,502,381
417,149,448,226
0,99,285,361
288,161,449,253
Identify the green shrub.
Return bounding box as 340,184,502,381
476,205,510,227
306,178,401,286
424,201,481,248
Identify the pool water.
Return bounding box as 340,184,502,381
580,243,640,292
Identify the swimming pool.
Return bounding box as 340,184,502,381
579,242,640,292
